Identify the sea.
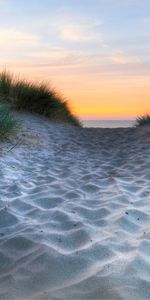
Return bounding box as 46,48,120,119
82,119,135,128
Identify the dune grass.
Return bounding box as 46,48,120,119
0,71,13,99
0,71,81,127
0,102,18,139
136,114,150,126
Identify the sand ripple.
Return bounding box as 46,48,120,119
0,113,150,299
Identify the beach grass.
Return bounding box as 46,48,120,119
136,114,150,126
0,101,18,139
0,70,81,127
0,71,13,99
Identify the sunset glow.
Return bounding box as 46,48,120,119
0,0,149,119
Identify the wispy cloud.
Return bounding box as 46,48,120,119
110,50,141,65
0,29,39,52
0,29,38,46
59,21,104,44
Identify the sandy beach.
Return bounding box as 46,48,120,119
0,112,150,300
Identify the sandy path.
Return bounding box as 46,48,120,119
0,113,150,300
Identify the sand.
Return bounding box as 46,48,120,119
0,112,150,300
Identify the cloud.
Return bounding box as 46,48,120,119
60,25,101,42
110,51,141,65
0,15,144,80
58,20,106,46
0,29,39,53
60,26,85,42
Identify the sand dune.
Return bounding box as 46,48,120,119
0,113,150,299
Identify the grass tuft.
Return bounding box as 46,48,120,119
0,70,14,99
136,114,150,126
0,102,18,139
0,71,81,127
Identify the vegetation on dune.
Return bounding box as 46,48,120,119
0,101,18,139
0,71,81,127
0,71,13,99
136,114,150,126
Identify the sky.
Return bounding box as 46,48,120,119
0,0,149,119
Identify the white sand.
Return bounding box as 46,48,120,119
0,112,150,300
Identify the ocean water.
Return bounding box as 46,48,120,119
82,119,135,128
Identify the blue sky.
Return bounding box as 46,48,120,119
0,0,149,118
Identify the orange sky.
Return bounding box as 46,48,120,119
64,76,150,119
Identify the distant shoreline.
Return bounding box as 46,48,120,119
82,119,135,128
